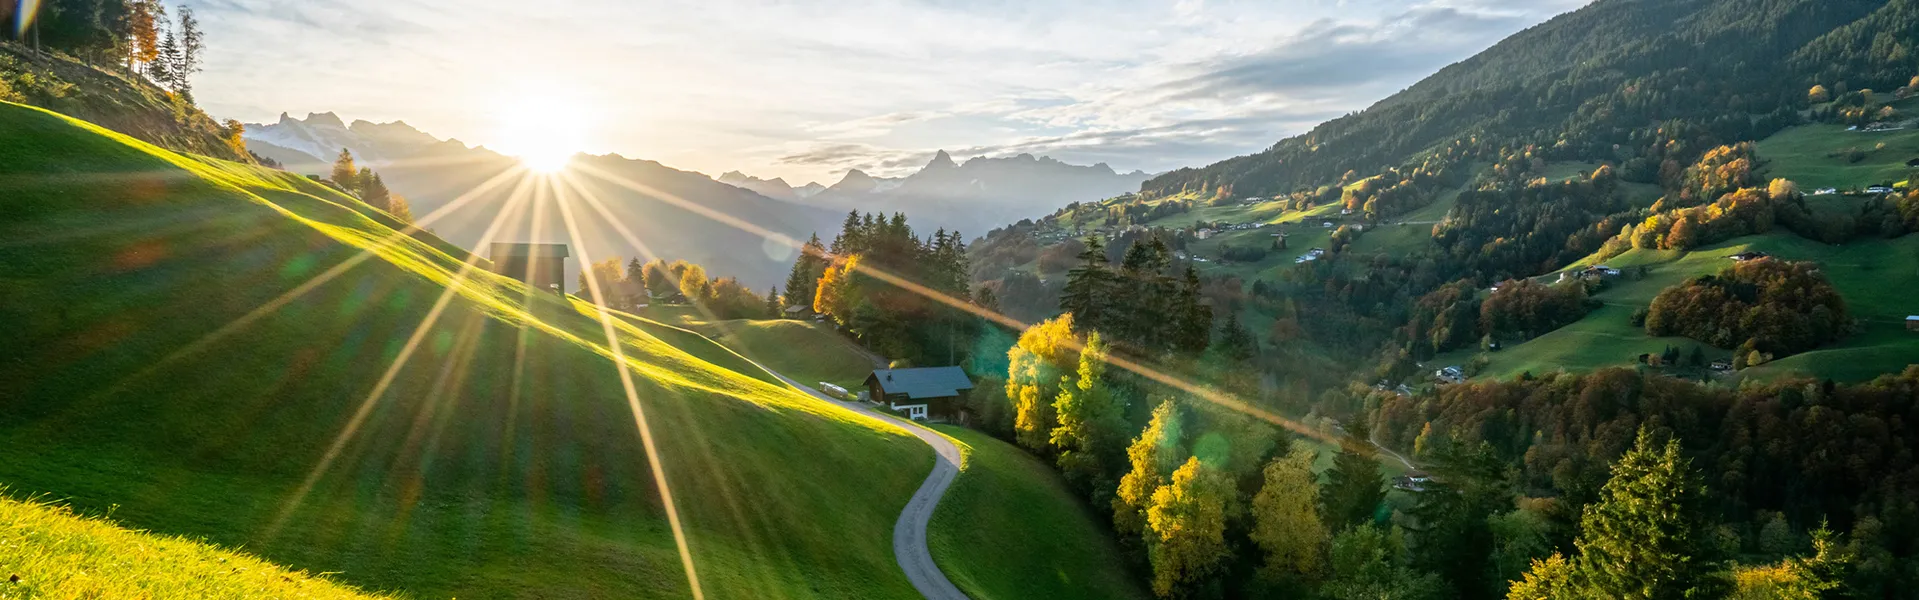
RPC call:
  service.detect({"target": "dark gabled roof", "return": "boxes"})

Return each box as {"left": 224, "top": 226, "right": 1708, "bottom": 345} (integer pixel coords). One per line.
{"left": 866, "top": 367, "right": 974, "bottom": 400}
{"left": 491, "top": 243, "right": 570, "bottom": 259}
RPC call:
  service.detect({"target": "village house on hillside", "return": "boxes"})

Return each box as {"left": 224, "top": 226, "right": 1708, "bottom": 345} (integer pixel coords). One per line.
{"left": 865, "top": 367, "right": 974, "bottom": 422}
{"left": 491, "top": 243, "right": 569, "bottom": 294}
{"left": 1907, "top": 315, "right": 1919, "bottom": 332}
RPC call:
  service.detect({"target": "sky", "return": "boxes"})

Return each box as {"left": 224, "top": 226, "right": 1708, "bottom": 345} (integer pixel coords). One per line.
{"left": 190, "top": 0, "right": 1589, "bottom": 186}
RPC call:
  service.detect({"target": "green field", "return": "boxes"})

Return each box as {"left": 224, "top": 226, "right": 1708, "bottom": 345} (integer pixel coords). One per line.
{"left": 926, "top": 426, "right": 1151, "bottom": 600}
{"left": 0, "top": 496, "right": 390, "bottom": 599}
{"left": 1756, "top": 122, "right": 1919, "bottom": 190}
{"left": 0, "top": 101, "right": 935, "bottom": 598}
{"left": 690, "top": 318, "right": 878, "bottom": 390}
{"left": 1463, "top": 233, "right": 1919, "bottom": 382}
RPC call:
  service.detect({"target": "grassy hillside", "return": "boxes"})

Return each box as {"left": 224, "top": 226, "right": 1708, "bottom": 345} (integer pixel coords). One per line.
{"left": 689, "top": 318, "right": 878, "bottom": 390}
{"left": 0, "top": 101, "right": 933, "bottom": 598}
{"left": 0, "top": 496, "right": 389, "bottom": 599}
{"left": 1455, "top": 233, "right": 1919, "bottom": 382}
{"left": 926, "top": 426, "right": 1151, "bottom": 600}
{"left": 1755, "top": 120, "right": 1919, "bottom": 190}
{"left": 0, "top": 43, "right": 250, "bottom": 162}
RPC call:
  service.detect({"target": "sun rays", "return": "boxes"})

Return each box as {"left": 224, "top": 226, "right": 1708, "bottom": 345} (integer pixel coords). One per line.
{"left": 101, "top": 138, "right": 1328, "bottom": 600}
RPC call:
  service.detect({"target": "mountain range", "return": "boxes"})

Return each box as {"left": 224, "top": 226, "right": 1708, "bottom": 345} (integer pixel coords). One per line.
{"left": 243, "top": 112, "right": 842, "bottom": 288}
{"left": 245, "top": 113, "right": 1149, "bottom": 281}
{"left": 725, "top": 150, "right": 1149, "bottom": 239}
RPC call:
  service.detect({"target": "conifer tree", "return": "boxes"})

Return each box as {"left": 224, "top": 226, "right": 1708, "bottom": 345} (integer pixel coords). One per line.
{"left": 1572, "top": 429, "right": 1713, "bottom": 599}
{"left": 362, "top": 173, "right": 392, "bottom": 212}
{"left": 1060, "top": 236, "right": 1111, "bottom": 331}
{"left": 765, "top": 287, "right": 780, "bottom": 318}
{"left": 1320, "top": 418, "right": 1385, "bottom": 528}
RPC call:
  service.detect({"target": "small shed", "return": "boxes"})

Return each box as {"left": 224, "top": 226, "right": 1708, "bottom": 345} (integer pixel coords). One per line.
{"left": 1907, "top": 316, "right": 1919, "bottom": 332}
{"left": 491, "top": 243, "right": 569, "bottom": 293}
{"left": 865, "top": 367, "right": 974, "bottom": 421}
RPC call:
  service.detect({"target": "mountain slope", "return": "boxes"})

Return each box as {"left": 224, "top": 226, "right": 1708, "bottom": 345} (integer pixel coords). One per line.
{"left": 1, "top": 496, "right": 391, "bottom": 599}
{"left": 0, "top": 43, "right": 250, "bottom": 162}
{"left": 0, "top": 101, "right": 931, "bottom": 598}
{"left": 1144, "top": 0, "right": 1893, "bottom": 197}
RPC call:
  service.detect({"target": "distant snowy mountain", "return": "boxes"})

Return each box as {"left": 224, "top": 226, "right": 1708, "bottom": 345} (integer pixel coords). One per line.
{"left": 717, "top": 150, "right": 1147, "bottom": 237}
{"left": 242, "top": 112, "right": 441, "bottom": 172}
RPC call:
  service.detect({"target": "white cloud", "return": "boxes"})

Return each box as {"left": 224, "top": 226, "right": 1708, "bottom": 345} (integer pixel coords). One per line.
{"left": 186, "top": 0, "right": 1583, "bottom": 184}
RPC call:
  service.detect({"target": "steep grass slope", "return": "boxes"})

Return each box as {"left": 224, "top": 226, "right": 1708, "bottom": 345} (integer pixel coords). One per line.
{"left": 926, "top": 426, "right": 1150, "bottom": 600}
{"left": 0, "top": 496, "right": 390, "bottom": 599}
{"left": 0, "top": 101, "right": 931, "bottom": 599}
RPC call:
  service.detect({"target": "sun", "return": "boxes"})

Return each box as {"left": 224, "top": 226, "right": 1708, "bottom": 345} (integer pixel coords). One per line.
{"left": 490, "top": 90, "right": 590, "bottom": 173}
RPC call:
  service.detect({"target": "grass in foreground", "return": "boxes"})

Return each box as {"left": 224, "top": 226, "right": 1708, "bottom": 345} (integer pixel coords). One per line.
{"left": 0, "top": 496, "right": 389, "bottom": 599}
{"left": 0, "top": 101, "right": 932, "bottom": 599}
{"left": 926, "top": 426, "right": 1151, "bottom": 600}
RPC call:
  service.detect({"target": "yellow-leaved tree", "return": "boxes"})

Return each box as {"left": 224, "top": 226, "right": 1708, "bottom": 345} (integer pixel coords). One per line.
{"left": 1005, "top": 314, "right": 1079, "bottom": 452}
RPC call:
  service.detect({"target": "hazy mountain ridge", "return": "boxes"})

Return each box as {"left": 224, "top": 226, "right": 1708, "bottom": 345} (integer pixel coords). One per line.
{"left": 243, "top": 111, "right": 842, "bottom": 288}
{"left": 721, "top": 150, "right": 1148, "bottom": 238}
{"left": 243, "top": 112, "right": 442, "bottom": 169}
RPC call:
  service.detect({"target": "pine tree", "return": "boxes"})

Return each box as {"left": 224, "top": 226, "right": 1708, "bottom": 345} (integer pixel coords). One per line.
{"left": 362, "top": 173, "right": 392, "bottom": 212}
{"left": 626, "top": 258, "right": 645, "bottom": 287}
{"left": 1572, "top": 429, "right": 1713, "bottom": 599}
{"left": 765, "top": 287, "right": 780, "bottom": 318}
{"left": 1320, "top": 418, "right": 1385, "bottom": 528}
{"left": 1213, "top": 315, "right": 1256, "bottom": 362}
{"left": 172, "top": 6, "right": 202, "bottom": 98}
{"left": 1115, "top": 400, "right": 1183, "bottom": 538}
{"left": 1059, "top": 236, "right": 1111, "bottom": 332}
{"left": 1174, "top": 266, "right": 1212, "bottom": 354}
{"left": 784, "top": 233, "right": 827, "bottom": 310}
{"left": 152, "top": 26, "right": 180, "bottom": 89}
{"left": 355, "top": 167, "right": 375, "bottom": 197}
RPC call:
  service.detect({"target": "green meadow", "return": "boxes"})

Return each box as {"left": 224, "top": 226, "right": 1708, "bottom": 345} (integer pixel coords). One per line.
{"left": 926, "top": 426, "right": 1151, "bottom": 600}
{"left": 0, "top": 101, "right": 936, "bottom": 599}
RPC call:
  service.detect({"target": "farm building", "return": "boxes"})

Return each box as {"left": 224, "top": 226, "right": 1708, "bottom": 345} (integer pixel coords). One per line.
{"left": 491, "top": 243, "right": 569, "bottom": 294}
{"left": 1907, "top": 316, "right": 1919, "bottom": 332}
{"left": 865, "top": 367, "right": 975, "bottom": 421}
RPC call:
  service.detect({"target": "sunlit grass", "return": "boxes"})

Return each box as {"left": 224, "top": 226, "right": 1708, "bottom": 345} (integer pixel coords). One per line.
{"left": 0, "top": 100, "right": 932, "bottom": 598}
{"left": 0, "top": 495, "right": 392, "bottom": 599}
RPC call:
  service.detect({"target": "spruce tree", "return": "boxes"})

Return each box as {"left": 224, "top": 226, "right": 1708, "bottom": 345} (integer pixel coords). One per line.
{"left": 1320, "top": 418, "right": 1385, "bottom": 528}
{"left": 1060, "top": 236, "right": 1111, "bottom": 332}
{"left": 1572, "top": 429, "right": 1713, "bottom": 599}
{"left": 765, "top": 287, "right": 780, "bottom": 318}
{"left": 1174, "top": 266, "right": 1213, "bottom": 354}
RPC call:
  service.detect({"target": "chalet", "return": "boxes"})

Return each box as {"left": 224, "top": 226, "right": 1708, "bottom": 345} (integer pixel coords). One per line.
{"left": 865, "top": 367, "right": 975, "bottom": 422}
{"left": 1711, "top": 359, "right": 1733, "bottom": 372}
{"left": 491, "top": 243, "right": 569, "bottom": 294}
{"left": 1727, "top": 251, "right": 1770, "bottom": 262}
{"left": 1868, "top": 185, "right": 1896, "bottom": 195}
{"left": 1436, "top": 366, "right": 1465, "bottom": 384}
{"left": 783, "top": 304, "right": 813, "bottom": 318}
{"left": 1813, "top": 188, "right": 1839, "bottom": 196}
{"left": 1907, "top": 316, "right": 1919, "bottom": 332}
{"left": 1393, "top": 471, "right": 1433, "bottom": 492}
{"left": 1195, "top": 228, "right": 1216, "bottom": 240}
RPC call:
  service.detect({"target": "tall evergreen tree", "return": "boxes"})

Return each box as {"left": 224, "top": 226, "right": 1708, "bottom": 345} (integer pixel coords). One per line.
{"left": 1320, "top": 418, "right": 1386, "bottom": 528}
{"left": 1060, "top": 236, "right": 1112, "bottom": 331}
{"left": 1173, "top": 266, "right": 1213, "bottom": 353}
{"left": 1572, "top": 429, "right": 1714, "bottom": 600}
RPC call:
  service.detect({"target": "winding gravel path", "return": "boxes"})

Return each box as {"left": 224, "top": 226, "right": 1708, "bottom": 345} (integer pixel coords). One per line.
{"left": 764, "top": 371, "right": 971, "bottom": 600}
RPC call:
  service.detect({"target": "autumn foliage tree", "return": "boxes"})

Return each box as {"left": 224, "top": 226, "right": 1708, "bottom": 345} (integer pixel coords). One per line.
{"left": 1147, "top": 457, "right": 1234, "bottom": 598}
{"left": 1644, "top": 259, "right": 1850, "bottom": 355}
